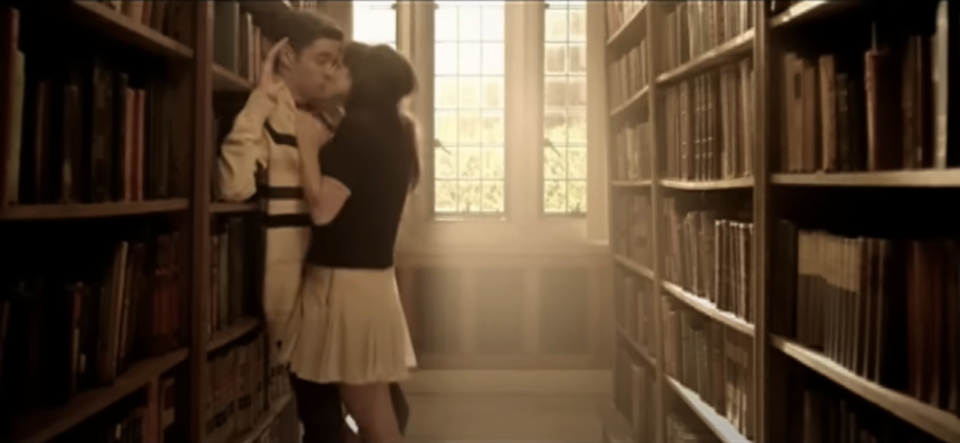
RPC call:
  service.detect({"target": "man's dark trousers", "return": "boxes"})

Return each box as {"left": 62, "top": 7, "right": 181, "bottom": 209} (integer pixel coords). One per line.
{"left": 290, "top": 375, "right": 409, "bottom": 443}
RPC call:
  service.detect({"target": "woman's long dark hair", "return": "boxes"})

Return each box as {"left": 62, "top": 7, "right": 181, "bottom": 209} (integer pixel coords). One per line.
{"left": 340, "top": 42, "right": 420, "bottom": 190}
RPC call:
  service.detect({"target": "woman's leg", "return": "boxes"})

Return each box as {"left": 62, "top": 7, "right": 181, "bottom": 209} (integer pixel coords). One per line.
{"left": 290, "top": 374, "right": 347, "bottom": 443}
{"left": 340, "top": 383, "right": 403, "bottom": 443}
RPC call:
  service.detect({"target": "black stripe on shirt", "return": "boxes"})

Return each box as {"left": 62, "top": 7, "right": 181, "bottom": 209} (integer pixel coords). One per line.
{"left": 264, "top": 121, "right": 298, "bottom": 148}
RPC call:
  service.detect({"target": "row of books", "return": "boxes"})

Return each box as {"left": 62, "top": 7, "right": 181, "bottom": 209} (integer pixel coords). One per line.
{"left": 251, "top": 404, "right": 299, "bottom": 443}
{"left": 615, "top": 268, "right": 656, "bottom": 355}
{"left": 0, "top": 230, "right": 182, "bottom": 417}
{"left": 608, "top": 40, "right": 650, "bottom": 109}
{"left": 661, "top": 60, "right": 755, "bottom": 182}
{"left": 611, "top": 120, "right": 652, "bottom": 182}
{"left": 780, "top": 32, "right": 945, "bottom": 173}
{"left": 665, "top": 410, "right": 719, "bottom": 443}
{"left": 95, "top": 0, "right": 189, "bottom": 44}
{"left": 796, "top": 374, "right": 947, "bottom": 442}
{"left": 214, "top": 1, "right": 270, "bottom": 83}
{"left": 661, "top": 199, "right": 755, "bottom": 324}
{"left": 660, "top": 1, "right": 754, "bottom": 74}
{"left": 0, "top": 10, "right": 179, "bottom": 206}
{"left": 611, "top": 192, "right": 652, "bottom": 267}
{"left": 203, "top": 333, "right": 291, "bottom": 442}
{"left": 613, "top": 347, "right": 656, "bottom": 443}
{"left": 662, "top": 300, "right": 753, "bottom": 440}
{"left": 773, "top": 223, "right": 960, "bottom": 417}
{"left": 604, "top": 0, "right": 646, "bottom": 38}
{"left": 209, "top": 217, "right": 257, "bottom": 338}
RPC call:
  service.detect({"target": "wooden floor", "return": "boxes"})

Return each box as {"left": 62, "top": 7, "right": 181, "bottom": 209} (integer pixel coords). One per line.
{"left": 400, "top": 370, "right": 610, "bottom": 442}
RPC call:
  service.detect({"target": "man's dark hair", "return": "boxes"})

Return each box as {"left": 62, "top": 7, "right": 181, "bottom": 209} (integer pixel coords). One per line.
{"left": 260, "top": 10, "right": 344, "bottom": 53}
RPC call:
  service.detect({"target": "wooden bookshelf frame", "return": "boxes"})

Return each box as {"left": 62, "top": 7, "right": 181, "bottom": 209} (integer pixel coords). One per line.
{"left": 0, "top": 1, "right": 332, "bottom": 442}
{"left": 601, "top": 2, "right": 960, "bottom": 443}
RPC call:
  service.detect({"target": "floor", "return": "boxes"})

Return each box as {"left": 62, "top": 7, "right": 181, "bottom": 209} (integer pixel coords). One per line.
{"left": 399, "top": 370, "right": 610, "bottom": 442}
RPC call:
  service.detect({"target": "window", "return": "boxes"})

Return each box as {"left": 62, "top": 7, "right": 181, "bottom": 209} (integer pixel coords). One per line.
{"left": 352, "top": 1, "right": 397, "bottom": 48}
{"left": 433, "top": 1, "right": 506, "bottom": 215}
{"left": 543, "top": 0, "right": 587, "bottom": 215}
{"left": 353, "top": 1, "right": 603, "bottom": 231}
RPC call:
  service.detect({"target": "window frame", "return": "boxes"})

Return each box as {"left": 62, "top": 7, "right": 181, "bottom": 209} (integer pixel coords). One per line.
{"left": 358, "top": 1, "right": 608, "bottom": 246}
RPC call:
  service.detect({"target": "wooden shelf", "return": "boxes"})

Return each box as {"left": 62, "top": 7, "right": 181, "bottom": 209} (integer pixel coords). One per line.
{"left": 605, "top": 2, "right": 647, "bottom": 50}
{"left": 0, "top": 199, "right": 190, "bottom": 221}
{"left": 596, "top": 402, "right": 633, "bottom": 443}
{"left": 238, "top": 393, "right": 294, "bottom": 443}
{"left": 771, "top": 335, "right": 960, "bottom": 443}
{"left": 661, "top": 281, "right": 754, "bottom": 336}
{"left": 616, "top": 326, "right": 657, "bottom": 368}
{"left": 213, "top": 64, "right": 253, "bottom": 92}
{"left": 208, "top": 317, "right": 262, "bottom": 354}
{"left": 211, "top": 201, "right": 259, "bottom": 214}
{"left": 667, "top": 377, "right": 752, "bottom": 443}
{"left": 656, "top": 29, "right": 754, "bottom": 85}
{"left": 770, "top": 0, "right": 862, "bottom": 28}
{"left": 613, "top": 254, "right": 654, "bottom": 280}
{"left": 68, "top": 1, "right": 194, "bottom": 59}
{"left": 16, "top": 349, "right": 188, "bottom": 443}
{"left": 611, "top": 180, "right": 652, "bottom": 188}
{"left": 609, "top": 86, "right": 649, "bottom": 121}
{"left": 660, "top": 176, "right": 754, "bottom": 191}
{"left": 772, "top": 169, "right": 960, "bottom": 187}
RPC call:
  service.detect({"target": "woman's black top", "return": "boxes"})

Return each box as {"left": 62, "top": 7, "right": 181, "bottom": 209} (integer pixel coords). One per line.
{"left": 304, "top": 110, "right": 412, "bottom": 269}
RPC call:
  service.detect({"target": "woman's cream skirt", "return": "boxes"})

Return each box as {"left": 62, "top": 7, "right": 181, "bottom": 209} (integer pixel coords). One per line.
{"left": 288, "top": 265, "right": 417, "bottom": 385}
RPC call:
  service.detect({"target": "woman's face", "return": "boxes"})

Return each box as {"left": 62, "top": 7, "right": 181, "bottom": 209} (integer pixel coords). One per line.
{"left": 320, "top": 61, "right": 352, "bottom": 102}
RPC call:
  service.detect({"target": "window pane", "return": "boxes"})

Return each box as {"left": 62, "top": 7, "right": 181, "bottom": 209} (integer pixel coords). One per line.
{"left": 482, "top": 77, "right": 504, "bottom": 108}
{"left": 542, "top": 0, "right": 588, "bottom": 215}
{"left": 481, "top": 112, "right": 504, "bottom": 146}
{"left": 458, "top": 43, "right": 482, "bottom": 74}
{"left": 481, "top": 147, "right": 504, "bottom": 179}
{"left": 545, "top": 78, "right": 567, "bottom": 108}
{"left": 457, "top": 148, "right": 482, "bottom": 179}
{"left": 481, "top": 43, "right": 504, "bottom": 75}
{"left": 436, "top": 77, "right": 458, "bottom": 109}
{"left": 458, "top": 77, "right": 482, "bottom": 108}
{"left": 569, "top": 43, "right": 587, "bottom": 73}
{"left": 435, "top": 147, "right": 457, "bottom": 179}
{"left": 544, "top": 147, "right": 567, "bottom": 179}
{"left": 434, "top": 1, "right": 506, "bottom": 215}
{"left": 352, "top": 1, "right": 396, "bottom": 46}
{"left": 545, "top": 44, "right": 567, "bottom": 74}
{"left": 545, "top": 9, "right": 568, "bottom": 41}
{"left": 566, "top": 77, "right": 586, "bottom": 107}
{"left": 435, "top": 43, "right": 458, "bottom": 75}
{"left": 458, "top": 111, "right": 482, "bottom": 145}
{"left": 566, "top": 110, "right": 587, "bottom": 144}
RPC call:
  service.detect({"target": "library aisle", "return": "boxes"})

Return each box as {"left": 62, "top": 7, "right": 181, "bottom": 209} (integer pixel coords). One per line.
{"left": 401, "top": 370, "right": 608, "bottom": 442}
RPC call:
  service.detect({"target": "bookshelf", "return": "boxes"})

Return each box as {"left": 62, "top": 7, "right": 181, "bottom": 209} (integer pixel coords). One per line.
{"left": 0, "top": 1, "right": 325, "bottom": 442}
{"left": 602, "top": 1, "right": 960, "bottom": 443}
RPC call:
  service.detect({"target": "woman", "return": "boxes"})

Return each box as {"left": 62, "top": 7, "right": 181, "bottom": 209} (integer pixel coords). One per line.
{"left": 292, "top": 42, "right": 419, "bottom": 443}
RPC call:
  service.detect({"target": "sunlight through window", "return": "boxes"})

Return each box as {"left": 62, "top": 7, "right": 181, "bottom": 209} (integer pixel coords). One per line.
{"left": 543, "top": 0, "right": 587, "bottom": 215}
{"left": 432, "top": 1, "right": 506, "bottom": 215}
{"left": 351, "top": 1, "right": 397, "bottom": 48}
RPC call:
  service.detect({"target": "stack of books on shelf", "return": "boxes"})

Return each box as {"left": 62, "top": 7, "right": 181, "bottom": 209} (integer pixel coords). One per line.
{"left": 208, "top": 216, "right": 257, "bottom": 339}
{"left": 203, "top": 333, "right": 291, "bottom": 443}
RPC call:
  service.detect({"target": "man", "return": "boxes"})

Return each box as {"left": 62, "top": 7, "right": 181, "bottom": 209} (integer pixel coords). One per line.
{"left": 217, "top": 10, "right": 408, "bottom": 443}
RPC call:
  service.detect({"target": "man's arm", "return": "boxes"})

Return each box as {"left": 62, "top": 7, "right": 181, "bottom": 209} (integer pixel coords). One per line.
{"left": 217, "top": 89, "right": 275, "bottom": 201}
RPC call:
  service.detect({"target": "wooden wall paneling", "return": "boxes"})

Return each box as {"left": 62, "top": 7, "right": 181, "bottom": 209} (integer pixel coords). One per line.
{"left": 538, "top": 267, "right": 590, "bottom": 354}
{"left": 522, "top": 265, "right": 541, "bottom": 354}
{"left": 460, "top": 267, "right": 478, "bottom": 355}
{"left": 646, "top": 4, "right": 666, "bottom": 442}
{"left": 190, "top": 2, "right": 213, "bottom": 442}
{"left": 474, "top": 268, "right": 525, "bottom": 354}
{"left": 412, "top": 267, "right": 464, "bottom": 355}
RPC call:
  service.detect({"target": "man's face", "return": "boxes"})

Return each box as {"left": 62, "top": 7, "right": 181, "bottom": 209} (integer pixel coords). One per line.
{"left": 288, "top": 37, "right": 341, "bottom": 102}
